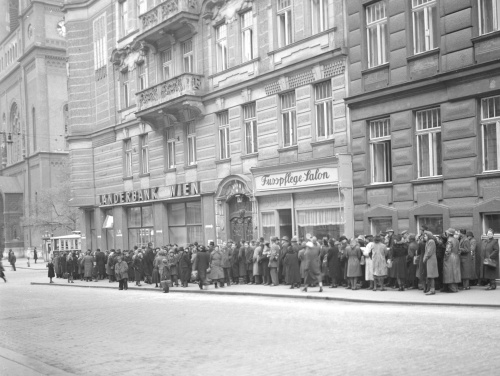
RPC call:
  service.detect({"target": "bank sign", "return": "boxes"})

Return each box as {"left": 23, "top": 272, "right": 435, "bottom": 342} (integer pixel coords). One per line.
{"left": 99, "top": 187, "right": 160, "bottom": 206}
{"left": 255, "top": 167, "right": 338, "bottom": 191}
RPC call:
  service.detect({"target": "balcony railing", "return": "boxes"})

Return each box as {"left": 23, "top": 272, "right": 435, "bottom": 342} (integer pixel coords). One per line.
{"left": 139, "top": 0, "right": 198, "bottom": 34}
{"left": 136, "top": 73, "right": 204, "bottom": 112}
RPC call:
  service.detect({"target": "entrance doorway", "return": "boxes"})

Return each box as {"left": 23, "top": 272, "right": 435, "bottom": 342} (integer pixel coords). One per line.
{"left": 278, "top": 209, "right": 293, "bottom": 240}
{"left": 228, "top": 195, "right": 253, "bottom": 244}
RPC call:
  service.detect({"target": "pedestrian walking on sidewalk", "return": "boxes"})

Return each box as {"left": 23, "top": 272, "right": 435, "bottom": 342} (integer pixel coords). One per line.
{"left": 47, "top": 258, "right": 55, "bottom": 283}
{"left": 33, "top": 247, "right": 38, "bottom": 264}
{"left": 8, "top": 250, "right": 16, "bottom": 271}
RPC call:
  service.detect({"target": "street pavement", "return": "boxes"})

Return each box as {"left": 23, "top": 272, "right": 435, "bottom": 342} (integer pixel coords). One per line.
{"left": 1, "top": 264, "right": 500, "bottom": 375}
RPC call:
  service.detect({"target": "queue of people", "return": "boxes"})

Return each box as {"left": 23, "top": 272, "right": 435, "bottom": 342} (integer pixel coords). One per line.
{"left": 45, "top": 227, "right": 499, "bottom": 295}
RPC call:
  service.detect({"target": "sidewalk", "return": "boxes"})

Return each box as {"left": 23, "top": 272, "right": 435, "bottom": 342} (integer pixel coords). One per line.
{"left": 4, "top": 257, "right": 48, "bottom": 270}
{"left": 0, "top": 346, "right": 74, "bottom": 376}
{"left": 30, "top": 277, "right": 500, "bottom": 308}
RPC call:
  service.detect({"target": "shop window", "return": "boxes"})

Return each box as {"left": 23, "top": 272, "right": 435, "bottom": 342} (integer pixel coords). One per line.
{"left": 416, "top": 108, "right": 442, "bottom": 178}
{"left": 124, "top": 139, "right": 132, "bottom": 177}
{"left": 121, "top": 70, "right": 130, "bottom": 108}
{"left": 168, "top": 202, "right": 202, "bottom": 244}
{"left": 182, "top": 39, "right": 193, "bottom": 73}
{"left": 479, "top": 0, "right": 500, "bottom": 35}
{"left": 137, "top": 62, "right": 147, "bottom": 91}
{"left": 241, "top": 11, "right": 254, "bottom": 62}
{"left": 128, "top": 206, "right": 154, "bottom": 248}
{"left": 366, "top": 1, "right": 387, "bottom": 68}
{"left": 243, "top": 102, "right": 258, "bottom": 154}
{"left": 187, "top": 122, "right": 197, "bottom": 165}
{"left": 315, "top": 80, "right": 333, "bottom": 139}
{"left": 281, "top": 91, "right": 297, "bottom": 147}
{"left": 218, "top": 111, "right": 230, "bottom": 159}
{"left": 417, "top": 215, "right": 443, "bottom": 235}
{"left": 481, "top": 95, "right": 500, "bottom": 172}
{"left": 297, "top": 208, "right": 343, "bottom": 241}
{"left": 216, "top": 23, "right": 228, "bottom": 72}
{"left": 161, "top": 48, "right": 172, "bottom": 81}
{"left": 412, "top": 0, "right": 438, "bottom": 54}
{"left": 140, "top": 133, "right": 149, "bottom": 174}
{"left": 483, "top": 213, "right": 500, "bottom": 234}
{"left": 166, "top": 127, "right": 176, "bottom": 169}
{"left": 369, "top": 118, "right": 392, "bottom": 183}
{"left": 311, "top": 0, "right": 329, "bottom": 34}
{"left": 102, "top": 209, "right": 114, "bottom": 250}
{"left": 370, "top": 217, "right": 392, "bottom": 235}
{"left": 261, "top": 212, "right": 276, "bottom": 241}
{"left": 277, "top": 0, "right": 293, "bottom": 47}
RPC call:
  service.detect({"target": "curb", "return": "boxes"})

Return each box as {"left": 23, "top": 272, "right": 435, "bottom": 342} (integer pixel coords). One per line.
{"left": 29, "top": 282, "right": 500, "bottom": 309}
{"left": 0, "top": 346, "right": 75, "bottom": 376}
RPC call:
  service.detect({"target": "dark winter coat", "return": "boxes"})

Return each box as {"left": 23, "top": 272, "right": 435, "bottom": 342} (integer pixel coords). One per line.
{"left": 47, "top": 262, "right": 55, "bottom": 278}
{"left": 459, "top": 237, "right": 474, "bottom": 280}
{"left": 283, "top": 244, "right": 301, "bottom": 284}
{"left": 482, "top": 238, "right": 499, "bottom": 280}
{"left": 95, "top": 251, "right": 106, "bottom": 276}
{"left": 327, "top": 245, "right": 342, "bottom": 281}
{"left": 133, "top": 257, "right": 143, "bottom": 282}
{"left": 83, "top": 255, "right": 94, "bottom": 278}
{"left": 346, "top": 244, "right": 362, "bottom": 278}
{"left": 303, "top": 242, "right": 322, "bottom": 284}
{"left": 194, "top": 251, "right": 210, "bottom": 283}
{"left": 114, "top": 261, "right": 129, "bottom": 281}
{"left": 238, "top": 247, "right": 247, "bottom": 276}
{"left": 231, "top": 247, "right": 240, "bottom": 278}
{"left": 143, "top": 248, "right": 154, "bottom": 277}
{"left": 391, "top": 242, "right": 408, "bottom": 279}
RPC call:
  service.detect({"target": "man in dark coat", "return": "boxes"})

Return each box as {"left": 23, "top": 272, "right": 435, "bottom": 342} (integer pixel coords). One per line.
{"left": 143, "top": 243, "right": 155, "bottom": 284}
{"left": 279, "top": 237, "right": 291, "bottom": 284}
{"left": 221, "top": 241, "right": 232, "bottom": 286}
{"left": 178, "top": 246, "right": 192, "bottom": 287}
{"left": 60, "top": 252, "right": 67, "bottom": 277}
{"left": 193, "top": 246, "right": 210, "bottom": 290}
{"left": 327, "top": 239, "right": 342, "bottom": 288}
{"left": 284, "top": 237, "right": 301, "bottom": 288}
{"left": 245, "top": 241, "right": 254, "bottom": 284}
{"left": 231, "top": 243, "right": 240, "bottom": 284}
{"left": 95, "top": 249, "right": 106, "bottom": 279}
{"left": 33, "top": 247, "right": 38, "bottom": 263}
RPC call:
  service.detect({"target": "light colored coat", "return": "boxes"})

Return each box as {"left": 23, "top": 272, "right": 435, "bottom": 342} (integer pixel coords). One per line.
{"left": 443, "top": 237, "right": 461, "bottom": 283}
{"left": 372, "top": 242, "right": 388, "bottom": 277}
{"left": 423, "top": 239, "right": 438, "bottom": 278}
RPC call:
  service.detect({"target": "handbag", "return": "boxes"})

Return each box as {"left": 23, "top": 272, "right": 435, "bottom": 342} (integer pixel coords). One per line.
{"left": 386, "top": 259, "right": 393, "bottom": 269}
{"left": 484, "top": 258, "right": 497, "bottom": 268}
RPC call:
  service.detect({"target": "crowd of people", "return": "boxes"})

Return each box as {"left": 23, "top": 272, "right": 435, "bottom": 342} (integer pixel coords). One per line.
{"left": 45, "top": 226, "right": 499, "bottom": 295}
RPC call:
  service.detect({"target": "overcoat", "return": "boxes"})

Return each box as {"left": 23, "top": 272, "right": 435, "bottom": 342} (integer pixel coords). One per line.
{"left": 406, "top": 241, "right": 418, "bottom": 283}
{"left": 114, "top": 261, "right": 129, "bottom": 281}
{"left": 362, "top": 243, "right": 374, "bottom": 281}
{"left": 221, "top": 246, "right": 232, "bottom": 268}
{"left": 47, "top": 262, "right": 55, "bottom": 278}
{"left": 268, "top": 244, "right": 280, "bottom": 268}
{"left": 252, "top": 245, "right": 262, "bottom": 276}
{"left": 372, "top": 242, "right": 388, "bottom": 277}
{"left": 298, "top": 248, "right": 306, "bottom": 278}
{"left": 391, "top": 242, "right": 408, "bottom": 279}
{"left": 95, "top": 251, "right": 106, "bottom": 276}
{"left": 245, "top": 246, "right": 254, "bottom": 272}
{"left": 106, "top": 255, "right": 115, "bottom": 276}
{"left": 143, "top": 248, "right": 154, "bottom": 277}
{"left": 469, "top": 237, "right": 478, "bottom": 280}
{"left": 178, "top": 250, "right": 192, "bottom": 282}
{"left": 443, "top": 237, "right": 461, "bottom": 284}
{"left": 83, "top": 255, "right": 94, "bottom": 278}
{"left": 194, "top": 251, "right": 210, "bottom": 283}
{"left": 125, "top": 255, "right": 134, "bottom": 280}
{"left": 328, "top": 244, "right": 343, "bottom": 281}
{"left": 209, "top": 250, "right": 225, "bottom": 280}
{"left": 238, "top": 247, "right": 247, "bottom": 276}
{"left": 482, "top": 238, "right": 499, "bottom": 280}
{"left": 133, "top": 256, "right": 143, "bottom": 282}
{"left": 153, "top": 255, "right": 167, "bottom": 283}
{"left": 417, "top": 240, "right": 427, "bottom": 281}
{"left": 283, "top": 244, "right": 301, "bottom": 284}
{"left": 423, "top": 239, "right": 439, "bottom": 278}
{"left": 303, "top": 242, "right": 322, "bottom": 284}
{"left": 231, "top": 247, "right": 240, "bottom": 278}
{"left": 459, "top": 237, "right": 474, "bottom": 280}
{"left": 346, "top": 245, "right": 362, "bottom": 278}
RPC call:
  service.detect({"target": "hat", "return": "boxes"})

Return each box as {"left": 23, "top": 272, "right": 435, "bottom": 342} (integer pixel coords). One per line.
{"left": 162, "top": 259, "right": 169, "bottom": 264}
{"left": 466, "top": 231, "right": 474, "bottom": 237}
{"left": 446, "top": 228, "right": 456, "bottom": 235}
{"left": 401, "top": 230, "right": 408, "bottom": 235}
{"left": 281, "top": 236, "right": 290, "bottom": 242}
{"left": 291, "top": 236, "right": 298, "bottom": 242}
{"left": 356, "top": 235, "right": 365, "bottom": 241}
{"left": 386, "top": 228, "right": 394, "bottom": 233}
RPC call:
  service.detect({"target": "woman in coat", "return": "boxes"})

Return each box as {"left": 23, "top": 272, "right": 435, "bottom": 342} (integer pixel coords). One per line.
{"left": 371, "top": 235, "right": 388, "bottom": 291}
{"left": 114, "top": 256, "right": 129, "bottom": 290}
{"left": 391, "top": 235, "right": 408, "bottom": 291}
{"left": 346, "top": 239, "right": 362, "bottom": 290}
{"left": 458, "top": 229, "right": 473, "bottom": 290}
{"left": 482, "top": 228, "right": 499, "bottom": 290}
{"left": 152, "top": 248, "right": 162, "bottom": 287}
{"left": 301, "top": 237, "right": 323, "bottom": 293}
{"left": 168, "top": 250, "right": 179, "bottom": 287}
{"left": 66, "top": 253, "right": 76, "bottom": 283}
{"left": 133, "top": 252, "right": 143, "bottom": 286}
{"left": 82, "top": 251, "right": 94, "bottom": 282}
{"left": 209, "top": 246, "right": 225, "bottom": 288}
{"left": 443, "top": 228, "right": 461, "bottom": 292}
{"left": 284, "top": 237, "right": 301, "bottom": 289}
{"left": 178, "top": 247, "right": 192, "bottom": 287}
{"left": 268, "top": 237, "right": 280, "bottom": 286}
{"left": 423, "top": 231, "right": 439, "bottom": 295}
{"left": 406, "top": 235, "right": 418, "bottom": 289}
{"left": 466, "top": 231, "right": 478, "bottom": 282}
{"left": 160, "top": 258, "right": 171, "bottom": 293}
{"left": 106, "top": 250, "right": 116, "bottom": 282}
{"left": 327, "top": 240, "right": 343, "bottom": 288}
{"left": 252, "top": 242, "right": 262, "bottom": 284}
{"left": 47, "top": 258, "right": 55, "bottom": 283}
{"left": 362, "top": 237, "right": 374, "bottom": 290}
{"left": 193, "top": 245, "right": 210, "bottom": 290}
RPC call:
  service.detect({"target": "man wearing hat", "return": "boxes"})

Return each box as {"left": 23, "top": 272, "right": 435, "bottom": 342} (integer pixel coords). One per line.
{"left": 443, "top": 228, "right": 461, "bottom": 292}
{"left": 284, "top": 236, "right": 301, "bottom": 288}
{"left": 269, "top": 237, "right": 280, "bottom": 286}
{"left": 279, "top": 236, "right": 290, "bottom": 284}
{"left": 245, "top": 240, "right": 255, "bottom": 284}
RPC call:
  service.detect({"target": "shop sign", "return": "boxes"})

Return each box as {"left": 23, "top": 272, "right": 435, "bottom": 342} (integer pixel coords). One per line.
{"left": 168, "top": 181, "right": 200, "bottom": 197}
{"left": 255, "top": 167, "right": 338, "bottom": 191}
{"left": 99, "top": 187, "right": 160, "bottom": 206}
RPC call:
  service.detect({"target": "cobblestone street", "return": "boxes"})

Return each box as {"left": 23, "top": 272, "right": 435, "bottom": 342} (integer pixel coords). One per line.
{"left": 0, "top": 267, "right": 499, "bottom": 375}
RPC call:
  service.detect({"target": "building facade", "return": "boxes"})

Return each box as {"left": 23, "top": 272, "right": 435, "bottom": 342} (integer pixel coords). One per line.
{"left": 346, "top": 0, "right": 500, "bottom": 277}
{"left": 0, "top": 0, "right": 69, "bottom": 256}
{"left": 64, "top": 0, "right": 353, "bottom": 251}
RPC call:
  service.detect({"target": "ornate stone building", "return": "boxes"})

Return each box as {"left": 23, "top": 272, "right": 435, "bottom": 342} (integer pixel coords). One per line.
{"left": 0, "top": 0, "right": 69, "bottom": 256}
{"left": 65, "top": 0, "right": 353, "bottom": 250}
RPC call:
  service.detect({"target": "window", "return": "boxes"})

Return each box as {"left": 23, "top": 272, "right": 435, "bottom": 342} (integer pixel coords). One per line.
{"left": 218, "top": 111, "right": 230, "bottom": 159}
{"left": 32, "top": 107, "right": 36, "bottom": 152}
{"left": 416, "top": 108, "right": 442, "bottom": 178}
{"left": 216, "top": 24, "right": 228, "bottom": 72}
{"left": 281, "top": 91, "right": 297, "bottom": 147}
{"left": 366, "top": 1, "right": 387, "bottom": 68}
{"left": 479, "top": 0, "right": 500, "bottom": 35}
{"left": 93, "top": 14, "right": 107, "bottom": 70}
{"left": 187, "top": 123, "right": 197, "bottom": 165}
{"left": 168, "top": 202, "right": 202, "bottom": 244}
{"left": 241, "top": 11, "right": 254, "bottom": 61}
{"left": 137, "top": 0, "right": 147, "bottom": 15}
{"left": 124, "top": 139, "right": 132, "bottom": 177}
{"left": 262, "top": 212, "right": 276, "bottom": 240}
{"left": 277, "top": 0, "right": 293, "bottom": 47}
{"left": 182, "top": 39, "right": 193, "bottom": 73}
{"left": 137, "top": 62, "right": 147, "bottom": 91}
{"left": 315, "top": 81, "right": 334, "bottom": 139}
{"left": 161, "top": 48, "right": 172, "bottom": 81}
{"left": 121, "top": 70, "right": 130, "bottom": 108}
{"left": 297, "top": 208, "right": 343, "bottom": 241}
{"left": 311, "top": 0, "right": 329, "bottom": 34}
{"left": 412, "top": 0, "right": 438, "bottom": 54}
{"left": 417, "top": 215, "right": 443, "bottom": 235}
{"left": 166, "top": 127, "right": 176, "bottom": 169}
{"left": 370, "top": 217, "right": 393, "bottom": 235}
{"left": 103, "top": 209, "right": 115, "bottom": 250}
{"left": 119, "top": 0, "right": 129, "bottom": 38}
{"left": 243, "top": 103, "right": 258, "bottom": 154}
{"left": 369, "top": 118, "right": 392, "bottom": 183}
{"left": 481, "top": 95, "right": 500, "bottom": 171}
{"left": 483, "top": 213, "right": 500, "bottom": 234}
{"left": 140, "top": 133, "right": 149, "bottom": 174}
{"left": 128, "top": 206, "right": 154, "bottom": 248}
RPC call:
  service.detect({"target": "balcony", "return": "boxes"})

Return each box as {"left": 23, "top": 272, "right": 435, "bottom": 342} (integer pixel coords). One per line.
{"left": 135, "top": 73, "right": 205, "bottom": 126}
{"left": 138, "top": 0, "right": 200, "bottom": 44}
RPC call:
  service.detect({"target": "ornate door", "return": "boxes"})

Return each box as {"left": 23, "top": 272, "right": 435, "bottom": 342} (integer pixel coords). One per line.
{"left": 228, "top": 196, "right": 253, "bottom": 244}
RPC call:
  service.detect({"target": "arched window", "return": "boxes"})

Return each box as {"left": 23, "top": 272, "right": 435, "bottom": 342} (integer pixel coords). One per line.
{"left": 32, "top": 107, "right": 37, "bottom": 152}
{"left": 10, "top": 103, "right": 21, "bottom": 163}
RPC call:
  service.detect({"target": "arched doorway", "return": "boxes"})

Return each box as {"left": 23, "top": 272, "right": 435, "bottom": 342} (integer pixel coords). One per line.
{"left": 215, "top": 175, "right": 255, "bottom": 244}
